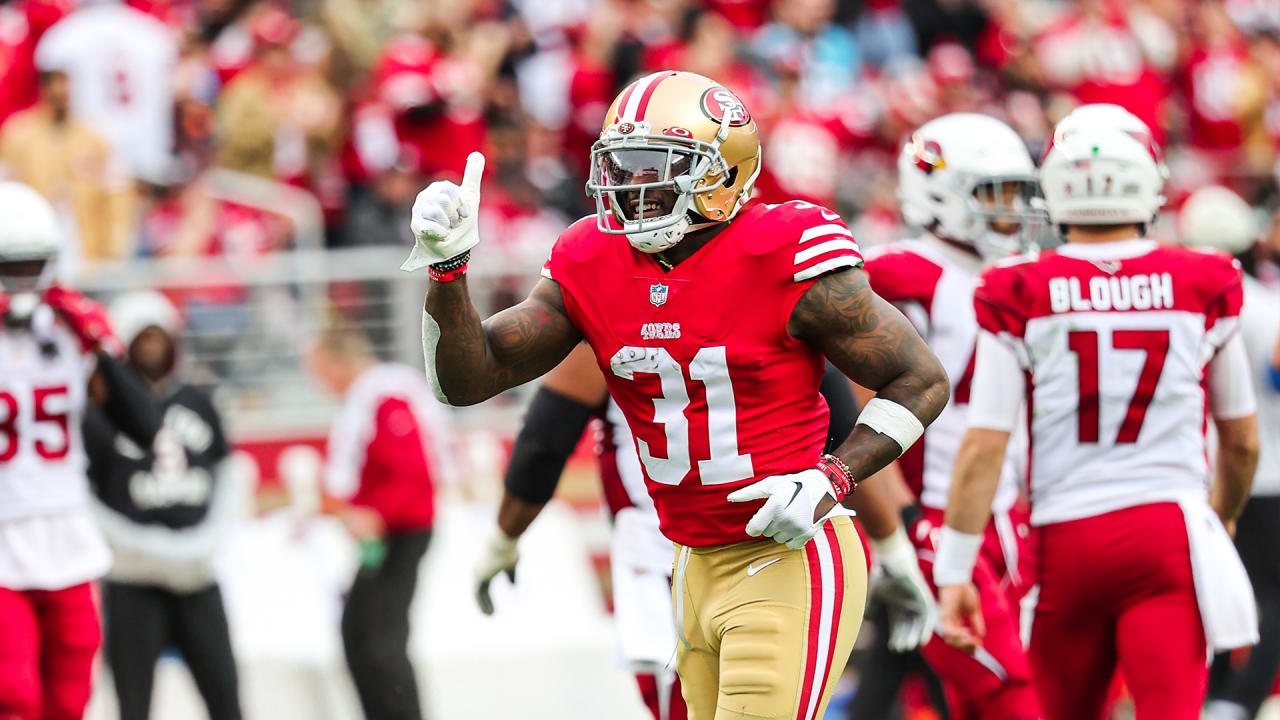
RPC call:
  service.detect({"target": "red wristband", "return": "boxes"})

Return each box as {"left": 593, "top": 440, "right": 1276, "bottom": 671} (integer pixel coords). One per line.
{"left": 428, "top": 250, "right": 470, "bottom": 283}
{"left": 428, "top": 262, "right": 469, "bottom": 283}
{"left": 816, "top": 453, "right": 856, "bottom": 500}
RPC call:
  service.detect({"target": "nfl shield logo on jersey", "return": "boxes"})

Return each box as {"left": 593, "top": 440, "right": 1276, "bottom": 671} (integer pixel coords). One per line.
{"left": 649, "top": 283, "right": 668, "bottom": 307}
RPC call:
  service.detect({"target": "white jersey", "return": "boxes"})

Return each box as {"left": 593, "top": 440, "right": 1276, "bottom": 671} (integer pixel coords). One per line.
{"left": 1241, "top": 276, "right": 1280, "bottom": 496}
{"left": 862, "top": 237, "right": 1022, "bottom": 513}
{"left": 0, "top": 320, "right": 110, "bottom": 589}
{"left": 35, "top": 4, "right": 177, "bottom": 183}
{"left": 970, "top": 239, "right": 1250, "bottom": 526}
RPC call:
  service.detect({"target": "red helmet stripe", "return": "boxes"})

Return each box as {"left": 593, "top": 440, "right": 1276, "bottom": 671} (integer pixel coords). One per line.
{"left": 634, "top": 71, "right": 677, "bottom": 122}
{"left": 614, "top": 82, "right": 638, "bottom": 124}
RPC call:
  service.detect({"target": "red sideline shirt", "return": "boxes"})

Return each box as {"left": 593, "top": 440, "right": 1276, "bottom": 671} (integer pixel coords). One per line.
{"left": 323, "top": 363, "right": 453, "bottom": 532}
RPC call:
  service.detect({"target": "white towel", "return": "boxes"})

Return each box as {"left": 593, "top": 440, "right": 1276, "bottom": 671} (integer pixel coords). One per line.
{"left": 1178, "top": 497, "right": 1259, "bottom": 652}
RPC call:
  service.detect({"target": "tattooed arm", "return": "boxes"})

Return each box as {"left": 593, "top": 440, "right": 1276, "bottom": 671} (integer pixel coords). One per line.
{"left": 424, "top": 277, "right": 582, "bottom": 406}
{"left": 789, "top": 267, "right": 950, "bottom": 495}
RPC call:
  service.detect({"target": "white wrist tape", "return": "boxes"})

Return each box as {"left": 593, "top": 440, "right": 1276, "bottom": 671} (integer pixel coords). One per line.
{"left": 870, "top": 525, "right": 916, "bottom": 577}
{"left": 856, "top": 398, "right": 925, "bottom": 455}
{"left": 932, "top": 526, "right": 984, "bottom": 587}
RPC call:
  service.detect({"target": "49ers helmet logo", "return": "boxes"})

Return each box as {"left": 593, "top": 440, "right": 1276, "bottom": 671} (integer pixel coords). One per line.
{"left": 699, "top": 87, "right": 751, "bottom": 127}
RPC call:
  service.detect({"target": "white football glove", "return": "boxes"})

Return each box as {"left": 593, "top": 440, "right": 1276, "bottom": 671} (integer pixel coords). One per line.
{"left": 727, "top": 469, "right": 850, "bottom": 550}
{"left": 474, "top": 527, "right": 518, "bottom": 616}
{"left": 402, "top": 151, "right": 485, "bottom": 272}
{"left": 870, "top": 526, "right": 939, "bottom": 652}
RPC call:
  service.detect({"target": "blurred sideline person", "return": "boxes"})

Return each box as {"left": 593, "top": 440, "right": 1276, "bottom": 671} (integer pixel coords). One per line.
{"left": 936, "top": 123, "right": 1260, "bottom": 720}
{"left": 409, "top": 71, "right": 951, "bottom": 719}
{"left": 32, "top": 0, "right": 177, "bottom": 184}
{"left": 0, "top": 66, "right": 134, "bottom": 264}
{"left": 857, "top": 112, "right": 1044, "bottom": 719}
{"left": 474, "top": 345, "right": 932, "bottom": 720}
{"left": 0, "top": 181, "right": 162, "bottom": 720}
{"left": 307, "top": 324, "right": 452, "bottom": 720}
{"left": 1180, "top": 186, "right": 1280, "bottom": 720}
{"left": 84, "top": 290, "right": 242, "bottom": 720}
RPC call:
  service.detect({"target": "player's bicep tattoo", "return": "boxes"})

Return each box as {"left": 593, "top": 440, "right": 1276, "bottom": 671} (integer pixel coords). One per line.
{"left": 425, "top": 277, "right": 580, "bottom": 406}
{"left": 789, "top": 268, "right": 950, "bottom": 425}
{"left": 481, "top": 279, "right": 582, "bottom": 383}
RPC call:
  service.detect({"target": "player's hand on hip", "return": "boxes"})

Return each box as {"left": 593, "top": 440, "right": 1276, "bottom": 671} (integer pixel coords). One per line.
{"left": 937, "top": 582, "right": 985, "bottom": 653}
{"left": 728, "top": 469, "right": 846, "bottom": 550}
{"left": 869, "top": 527, "right": 938, "bottom": 652}
{"left": 474, "top": 526, "right": 518, "bottom": 616}
{"left": 402, "top": 151, "right": 485, "bottom": 272}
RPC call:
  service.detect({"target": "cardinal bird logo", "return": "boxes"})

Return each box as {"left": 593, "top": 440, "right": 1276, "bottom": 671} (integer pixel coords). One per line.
{"left": 913, "top": 139, "right": 945, "bottom": 174}
{"left": 649, "top": 283, "right": 669, "bottom": 307}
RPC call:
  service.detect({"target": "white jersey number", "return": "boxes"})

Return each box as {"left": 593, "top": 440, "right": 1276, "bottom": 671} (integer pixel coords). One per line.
{"left": 0, "top": 386, "right": 72, "bottom": 462}
{"left": 609, "top": 345, "right": 753, "bottom": 486}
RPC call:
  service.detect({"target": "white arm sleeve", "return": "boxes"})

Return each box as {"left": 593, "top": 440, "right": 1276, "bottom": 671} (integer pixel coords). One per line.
{"left": 1208, "top": 332, "right": 1257, "bottom": 420}
{"left": 966, "top": 330, "right": 1024, "bottom": 432}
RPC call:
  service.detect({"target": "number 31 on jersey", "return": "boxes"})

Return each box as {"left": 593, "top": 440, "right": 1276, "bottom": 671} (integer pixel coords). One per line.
{"left": 609, "top": 345, "right": 753, "bottom": 487}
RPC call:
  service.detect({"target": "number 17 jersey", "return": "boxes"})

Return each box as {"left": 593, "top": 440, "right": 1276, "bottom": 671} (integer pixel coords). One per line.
{"left": 543, "top": 202, "right": 863, "bottom": 547}
{"left": 975, "top": 239, "right": 1244, "bottom": 526}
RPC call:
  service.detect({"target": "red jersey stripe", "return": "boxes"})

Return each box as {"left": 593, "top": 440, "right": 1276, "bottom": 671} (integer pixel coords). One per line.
{"left": 798, "top": 541, "right": 823, "bottom": 720}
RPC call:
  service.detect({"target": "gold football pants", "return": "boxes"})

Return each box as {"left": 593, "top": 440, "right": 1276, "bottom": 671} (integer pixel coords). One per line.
{"left": 672, "top": 516, "right": 867, "bottom": 720}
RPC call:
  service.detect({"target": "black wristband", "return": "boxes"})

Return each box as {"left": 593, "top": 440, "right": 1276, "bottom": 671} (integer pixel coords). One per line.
{"left": 504, "top": 386, "right": 599, "bottom": 505}
{"left": 430, "top": 250, "right": 471, "bottom": 271}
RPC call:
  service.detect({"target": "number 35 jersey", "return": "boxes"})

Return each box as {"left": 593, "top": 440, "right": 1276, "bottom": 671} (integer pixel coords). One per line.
{"left": 0, "top": 320, "right": 95, "bottom": 521}
{"left": 544, "top": 201, "right": 863, "bottom": 547}
{"left": 975, "top": 239, "right": 1243, "bottom": 526}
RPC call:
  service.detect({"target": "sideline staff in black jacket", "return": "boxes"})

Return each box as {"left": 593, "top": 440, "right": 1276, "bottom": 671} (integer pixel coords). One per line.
{"left": 84, "top": 291, "right": 243, "bottom": 720}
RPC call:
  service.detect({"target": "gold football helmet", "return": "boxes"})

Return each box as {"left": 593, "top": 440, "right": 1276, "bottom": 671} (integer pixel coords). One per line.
{"left": 586, "top": 71, "right": 762, "bottom": 253}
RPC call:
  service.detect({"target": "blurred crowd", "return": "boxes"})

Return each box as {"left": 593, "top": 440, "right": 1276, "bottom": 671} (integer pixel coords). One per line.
{"left": 2, "top": 0, "right": 1280, "bottom": 278}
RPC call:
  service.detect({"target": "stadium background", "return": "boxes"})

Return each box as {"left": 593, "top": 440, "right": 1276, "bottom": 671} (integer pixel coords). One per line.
{"left": 2, "top": 0, "right": 1279, "bottom": 716}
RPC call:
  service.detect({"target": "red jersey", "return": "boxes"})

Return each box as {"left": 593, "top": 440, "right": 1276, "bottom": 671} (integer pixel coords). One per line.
{"left": 1183, "top": 43, "right": 1252, "bottom": 151}
{"left": 0, "top": 0, "right": 66, "bottom": 128}
{"left": 543, "top": 201, "right": 863, "bottom": 547}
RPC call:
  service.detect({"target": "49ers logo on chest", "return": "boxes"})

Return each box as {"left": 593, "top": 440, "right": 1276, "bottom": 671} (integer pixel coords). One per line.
{"left": 700, "top": 88, "right": 751, "bottom": 127}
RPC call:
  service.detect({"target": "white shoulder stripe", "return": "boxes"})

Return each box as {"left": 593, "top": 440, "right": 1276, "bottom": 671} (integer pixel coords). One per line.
{"left": 799, "top": 224, "right": 853, "bottom": 244}
{"left": 795, "top": 238, "right": 860, "bottom": 264}
{"left": 540, "top": 266, "right": 553, "bottom": 280}
{"left": 793, "top": 256, "right": 861, "bottom": 282}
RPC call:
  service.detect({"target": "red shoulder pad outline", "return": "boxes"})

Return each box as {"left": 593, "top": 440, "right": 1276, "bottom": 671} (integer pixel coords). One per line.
{"left": 759, "top": 200, "right": 863, "bottom": 283}
{"left": 1191, "top": 248, "right": 1245, "bottom": 332}
{"left": 862, "top": 246, "right": 944, "bottom": 307}
{"left": 973, "top": 263, "right": 1030, "bottom": 339}
{"left": 542, "top": 215, "right": 609, "bottom": 281}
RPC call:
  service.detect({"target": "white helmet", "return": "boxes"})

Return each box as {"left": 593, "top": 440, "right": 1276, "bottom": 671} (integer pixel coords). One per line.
{"left": 1049, "top": 103, "right": 1168, "bottom": 179}
{"left": 0, "top": 181, "right": 60, "bottom": 296}
{"left": 109, "top": 290, "right": 183, "bottom": 347}
{"left": 1040, "top": 126, "right": 1165, "bottom": 227}
{"left": 1178, "top": 185, "right": 1256, "bottom": 255}
{"left": 898, "top": 112, "right": 1046, "bottom": 260}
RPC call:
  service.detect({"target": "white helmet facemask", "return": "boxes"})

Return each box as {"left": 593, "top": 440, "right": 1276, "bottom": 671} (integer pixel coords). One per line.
{"left": 966, "top": 175, "right": 1052, "bottom": 259}
{"left": 586, "top": 115, "right": 733, "bottom": 254}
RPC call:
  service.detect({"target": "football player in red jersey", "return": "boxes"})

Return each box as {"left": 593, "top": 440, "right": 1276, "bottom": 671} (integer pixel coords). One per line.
{"left": 475, "top": 347, "right": 936, "bottom": 720}
{"left": 404, "top": 71, "right": 951, "bottom": 719}
{"left": 859, "top": 112, "right": 1044, "bottom": 720}
{"left": 935, "top": 122, "right": 1261, "bottom": 720}
{"left": 0, "top": 181, "right": 163, "bottom": 720}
